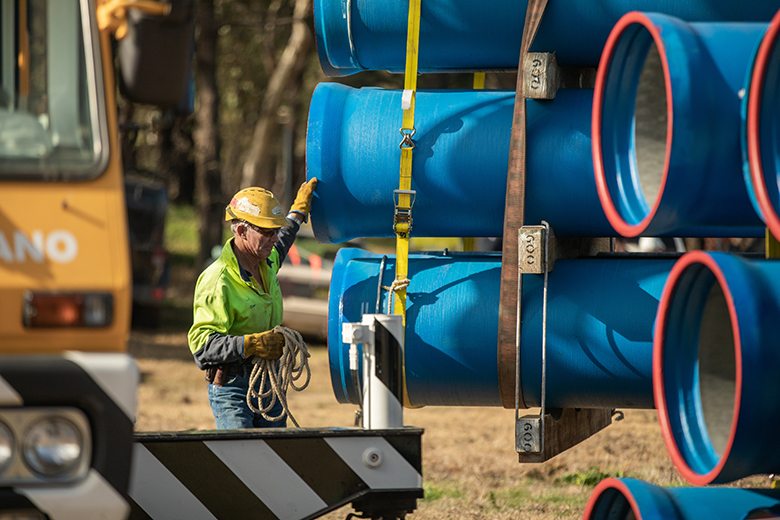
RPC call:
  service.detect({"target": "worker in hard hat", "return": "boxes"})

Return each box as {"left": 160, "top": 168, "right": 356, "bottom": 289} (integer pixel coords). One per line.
{"left": 187, "top": 179, "right": 317, "bottom": 429}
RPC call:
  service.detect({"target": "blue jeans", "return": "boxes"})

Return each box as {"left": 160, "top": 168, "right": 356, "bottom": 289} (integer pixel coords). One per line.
{"left": 208, "top": 371, "right": 287, "bottom": 429}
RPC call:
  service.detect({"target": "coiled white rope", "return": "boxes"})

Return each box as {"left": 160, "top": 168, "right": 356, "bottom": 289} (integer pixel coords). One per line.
{"left": 381, "top": 278, "right": 410, "bottom": 314}
{"left": 246, "top": 325, "right": 311, "bottom": 427}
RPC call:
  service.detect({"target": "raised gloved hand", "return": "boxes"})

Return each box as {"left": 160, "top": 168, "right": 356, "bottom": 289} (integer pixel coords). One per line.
{"left": 244, "top": 330, "right": 285, "bottom": 360}
{"left": 289, "top": 178, "right": 318, "bottom": 221}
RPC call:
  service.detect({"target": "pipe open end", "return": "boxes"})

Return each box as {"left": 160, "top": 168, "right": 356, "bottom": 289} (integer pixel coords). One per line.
{"left": 593, "top": 12, "right": 672, "bottom": 237}
{"left": 583, "top": 479, "right": 641, "bottom": 520}
{"left": 654, "top": 251, "right": 741, "bottom": 485}
{"left": 747, "top": 10, "right": 780, "bottom": 239}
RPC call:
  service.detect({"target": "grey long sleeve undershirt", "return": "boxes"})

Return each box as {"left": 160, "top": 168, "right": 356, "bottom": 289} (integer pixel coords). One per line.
{"left": 193, "top": 218, "right": 301, "bottom": 370}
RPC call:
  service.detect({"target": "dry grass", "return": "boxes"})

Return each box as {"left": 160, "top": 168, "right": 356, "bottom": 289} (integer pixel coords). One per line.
{"left": 130, "top": 328, "right": 750, "bottom": 520}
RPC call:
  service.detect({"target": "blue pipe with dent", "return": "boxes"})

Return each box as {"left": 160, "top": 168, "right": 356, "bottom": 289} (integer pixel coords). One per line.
{"left": 306, "top": 82, "right": 613, "bottom": 243}
{"left": 329, "top": 248, "right": 674, "bottom": 409}
{"left": 313, "top": 0, "right": 780, "bottom": 76}
{"left": 654, "top": 251, "right": 780, "bottom": 485}
{"left": 584, "top": 478, "right": 780, "bottom": 520}
{"left": 742, "top": 10, "right": 780, "bottom": 240}
{"left": 593, "top": 13, "right": 768, "bottom": 238}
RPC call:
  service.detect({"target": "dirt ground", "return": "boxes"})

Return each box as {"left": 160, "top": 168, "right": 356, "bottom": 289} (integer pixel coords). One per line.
{"left": 129, "top": 323, "right": 725, "bottom": 520}
{"left": 129, "top": 259, "right": 774, "bottom": 519}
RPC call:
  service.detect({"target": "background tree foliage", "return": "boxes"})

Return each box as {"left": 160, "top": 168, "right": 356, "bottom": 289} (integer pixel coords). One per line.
{"left": 121, "top": 0, "right": 515, "bottom": 266}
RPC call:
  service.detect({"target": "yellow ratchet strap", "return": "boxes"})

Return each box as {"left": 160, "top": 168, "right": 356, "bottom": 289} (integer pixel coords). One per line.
{"left": 392, "top": 0, "right": 422, "bottom": 409}
{"left": 473, "top": 72, "right": 486, "bottom": 90}
{"left": 393, "top": 0, "right": 422, "bottom": 320}
{"left": 767, "top": 228, "right": 780, "bottom": 259}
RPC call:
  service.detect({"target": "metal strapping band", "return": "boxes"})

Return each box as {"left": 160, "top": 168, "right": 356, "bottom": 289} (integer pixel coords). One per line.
{"left": 496, "top": 0, "right": 551, "bottom": 412}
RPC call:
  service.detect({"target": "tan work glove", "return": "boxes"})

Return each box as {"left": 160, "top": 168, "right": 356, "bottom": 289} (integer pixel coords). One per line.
{"left": 244, "top": 331, "right": 284, "bottom": 360}
{"left": 289, "top": 178, "right": 318, "bottom": 220}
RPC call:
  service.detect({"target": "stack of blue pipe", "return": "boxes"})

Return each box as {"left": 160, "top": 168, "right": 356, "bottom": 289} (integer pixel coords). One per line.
{"left": 590, "top": 7, "right": 780, "bottom": 515}
{"left": 594, "top": 4, "right": 780, "bottom": 494}
{"left": 307, "top": 1, "right": 780, "bottom": 517}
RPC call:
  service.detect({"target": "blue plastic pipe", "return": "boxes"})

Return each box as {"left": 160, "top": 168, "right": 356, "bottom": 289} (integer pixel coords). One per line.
{"left": 654, "top": 251, "right": 780, "bottom": 485}
{"left": 329, "top": 248, "right": 674, "bottom": 409}
{"left": 584, "top": 478, "right": 780, "bottom": 520}
{"left": 743, "top": 10, "right": 780, "bottom": 240}
{"left": 306, "top": 83, "right": 613, "bottom": 243}
{"left": 313, "top": 0, "right": 780, "bottom": 76}
{"left": 593, "top": 12, "right": 767, "bottom": 238}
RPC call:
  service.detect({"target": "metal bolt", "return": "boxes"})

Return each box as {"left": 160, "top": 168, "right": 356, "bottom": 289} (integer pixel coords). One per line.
{"left": 362, "top": 447, "right": 383, "bottom": 468}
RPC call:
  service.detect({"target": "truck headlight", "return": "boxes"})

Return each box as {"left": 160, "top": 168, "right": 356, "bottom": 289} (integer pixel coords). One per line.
{"left": 23, "top": 418, "right": 84, "bottom": 477}
{"left": 0, "top": 409, "right": 90, "bottom": 485}
{"left": 0, "top": 422, "right": 14, "bottom": 473}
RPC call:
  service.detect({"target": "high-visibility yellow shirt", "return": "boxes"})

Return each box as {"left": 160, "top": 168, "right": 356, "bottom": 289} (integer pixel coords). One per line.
{"left": 188, "top": 237, "right": 285, "bottom": 369}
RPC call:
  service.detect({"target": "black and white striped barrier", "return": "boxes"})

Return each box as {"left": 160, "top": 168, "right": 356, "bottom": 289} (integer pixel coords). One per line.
{"left": 129, "top": 428, "right": 423, "bottom": 520}
{"left": 0, "top": 353, "right": 138, "bottom": 520}
{"left": 342, "top": 314, "right": 404, "bottom": 429}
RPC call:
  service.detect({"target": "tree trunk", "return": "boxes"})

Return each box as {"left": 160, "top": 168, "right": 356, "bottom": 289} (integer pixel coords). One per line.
{"left": 240, "top": 0, "right": 312, "bottom": 190}
{"left": 194, "top": 0, "right": 224, "bottom": 268}
{"left": 159, "top": 110, "right": 196, "bottom": 205}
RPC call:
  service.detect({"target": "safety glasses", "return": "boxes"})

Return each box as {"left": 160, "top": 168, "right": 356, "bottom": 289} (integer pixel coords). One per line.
{"left": 244, "top": 222, "right": 280, "bottom": 237}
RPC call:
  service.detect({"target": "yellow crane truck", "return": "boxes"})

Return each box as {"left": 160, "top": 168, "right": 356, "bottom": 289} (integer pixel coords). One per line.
{"left": 0, "top": 0, "right": 184, "bottom": 517}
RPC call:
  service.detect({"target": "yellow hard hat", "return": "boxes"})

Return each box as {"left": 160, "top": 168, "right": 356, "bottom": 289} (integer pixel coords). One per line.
{"left": 225, "top": 187, "right": 290, "bottom": 228}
